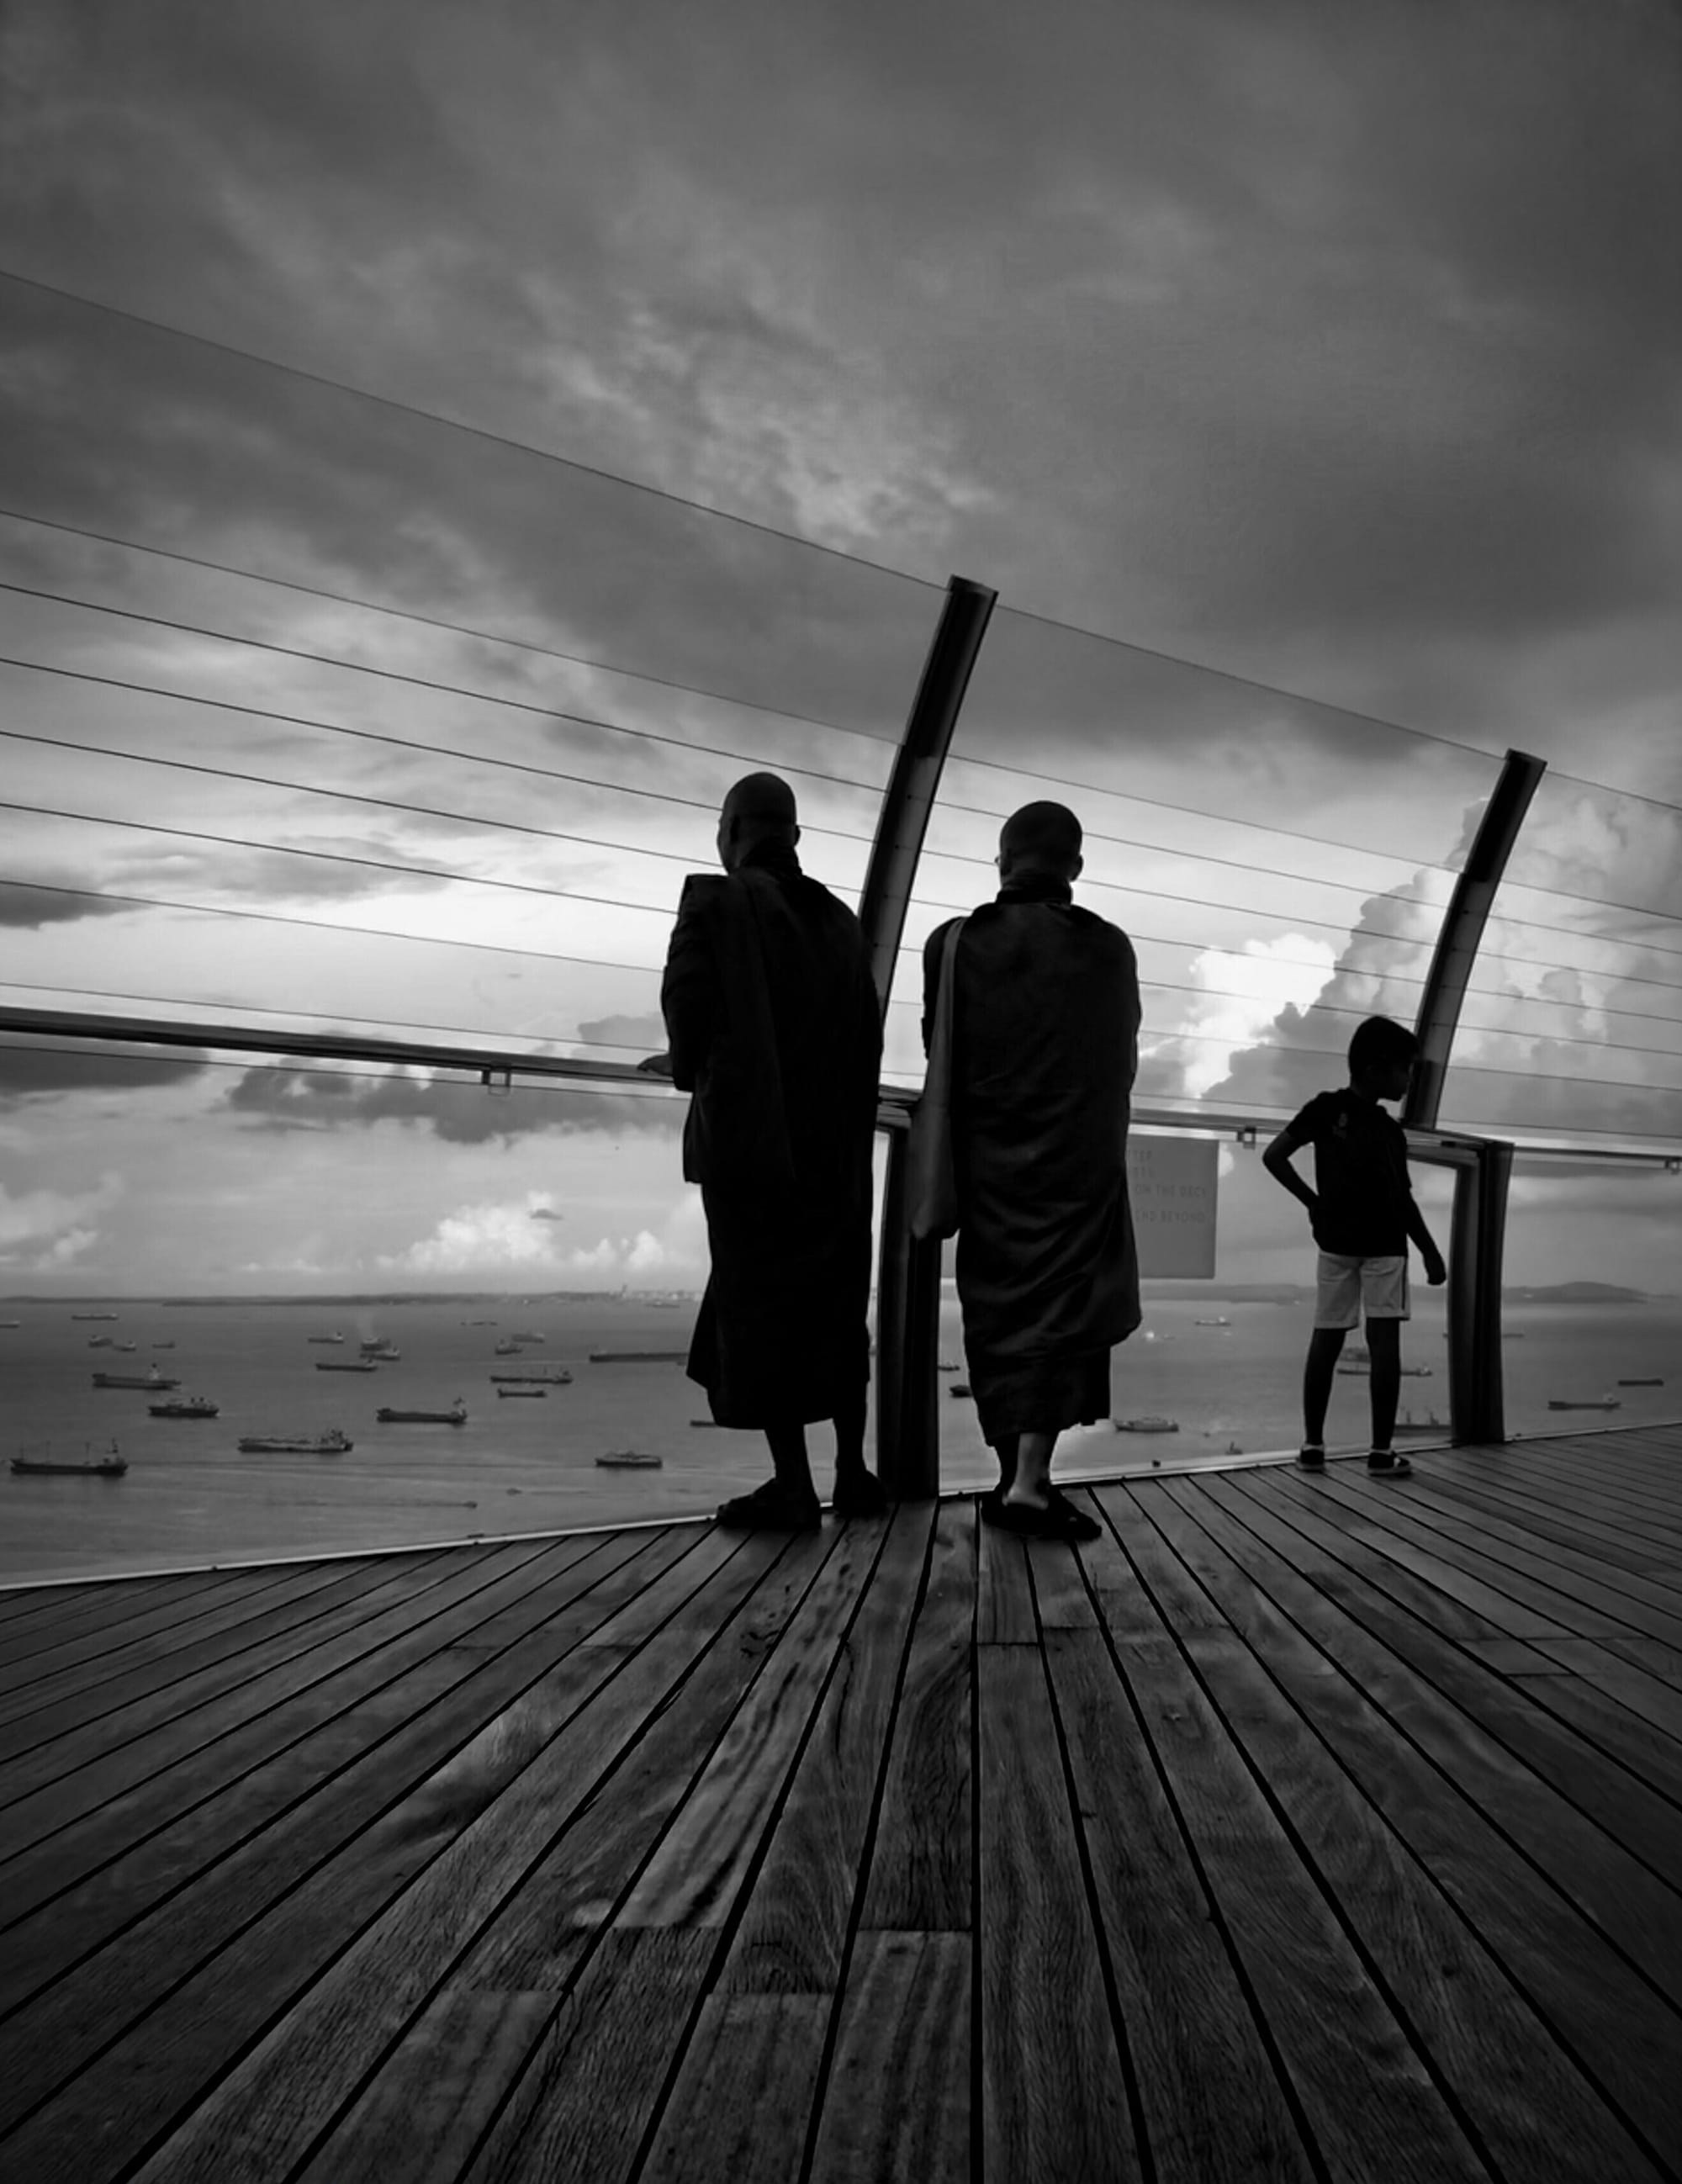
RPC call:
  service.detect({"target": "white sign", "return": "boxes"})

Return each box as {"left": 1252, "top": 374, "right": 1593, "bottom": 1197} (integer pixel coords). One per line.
{"left": 1127, "top": 1132, "right": 1218, "bottom": 1277}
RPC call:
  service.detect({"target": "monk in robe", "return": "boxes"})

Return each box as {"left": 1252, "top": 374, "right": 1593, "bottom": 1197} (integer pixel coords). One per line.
{"left": 643, "top": 773, "right": 887, "bottom": 1528}
{"left": 923, "top": 800, "right": 1141, "bottom": 1541}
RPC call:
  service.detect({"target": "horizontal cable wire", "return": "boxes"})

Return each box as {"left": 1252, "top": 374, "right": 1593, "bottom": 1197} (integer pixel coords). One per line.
{"left": 0, "top": 726, "right": 812, "bottom": 879}
{"left": 897, "top": 901, "right": 1682, "bottom": 992}
{"left": 0, "top": 658, "right": 884, "bottom": 844}
{"left": 0, "top": 270, "right": 936, "bottom": 594}
{"left": 0, "top": 1037, "right": 681, "bottom": 1099}
{"left": 24, "top": 556, "right": 1675, "bottom": 937}
{"left": 0, "top": 605, "right": 1467, "bottom": 906}
{"left": 7, "top": 1009, "right": 1671, "bottom": 1109}
{"left": 0, "top": 506, "right": 897, "bottom": 752}
{"left": 0, "top": 584, "right": 893, "bottom": 799}
{"left": 7, "top": 510, "right": 1674, "bottom": 885}
{"left": 0, "top": 981, "right": 653, "bottom": 1055}
{"left": 0, "top": 875, "right": 668, "bottom": 976}
{"left": 0, "top": 799, "right": 689, "bottom": 921}
{"left": 8, "top": 968, "right": 1678, "bottom": 1068}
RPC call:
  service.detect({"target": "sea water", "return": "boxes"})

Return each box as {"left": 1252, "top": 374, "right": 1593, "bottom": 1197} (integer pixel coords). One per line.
{"left": 2, "top": 1292, "right": 1676, "bottom": 1585}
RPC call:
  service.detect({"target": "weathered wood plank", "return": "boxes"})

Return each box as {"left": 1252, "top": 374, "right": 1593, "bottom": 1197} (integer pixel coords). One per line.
{"left": 1404, "top": 1466, "right": 1682, "bottom": 1583}
{"left": 637, "top": 1992, "right": 832, "bottom": 2184}
{"left": 0, "top": 1538, "right": 568, "bottom": 1859}
{"left": 1269, "top": 1467, "right": 1602, "bottom": 1639}
{"left": 1530, "top": 1636, "right": 1682, "bottom": 1742}
{"left": 807, "top": 1932, "right": 970, "bottom": 2184}
{"left": 1334, "top": 1472, "right": 1682, "bottom": 1646}
{"left": 857, "top": 1499, "right": 975, "bottom": 1933}
{"left": 720, "top": 1501, "right": 931, "bottom": 1991}
{"left": 0, "top": 1548, "right": 470, "bottom": 1807}
{"left": 1039, "top": 1619, "right": 1318, "bottom": 2184}
{"left": 977, "top": 1639, "right": 1140, "bottom": 2181}
{"left": 0, "top": 1526, "right": 711, "bottom": 2181}
{"left": 0, "top": 1564, "right": 318, "bottom": 1692}
{"left": 290, "top": 1528, "right": 801, "bottom": 2183}
{"left": 463, "top": 1928, "right": 714, "bottom": 2184}
{"left": 1158, "top": 1477, "right": 1682, "bottom": 2170}
{"left": 0, "top": 1533, "right": 612, "bottom": 2012}
{"left": 0, "top": 1559, "right": 392, "bottom": 1730}
{"left": 118, "top": 1526, "right": 849, "bottom": 2184}
{"left": 1213, "top": 1472, "right": 1682, "bottom": 1890}
{"left": 976, "top": 1510, "right": 1035, "bottom": 1643}
{"left": 1094, "top": 1483, "right": 1494, "bottom": 2184}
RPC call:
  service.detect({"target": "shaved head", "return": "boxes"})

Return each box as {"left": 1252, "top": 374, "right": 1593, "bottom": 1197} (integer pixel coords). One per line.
{"left": 721, "top": 771, "right": 798, "bottom": 828}
{"left": 999, "top": 800, "right": 1083, "bottom": 879}
{"left": 717, "top": 770, "right": 800, "bottom": 871}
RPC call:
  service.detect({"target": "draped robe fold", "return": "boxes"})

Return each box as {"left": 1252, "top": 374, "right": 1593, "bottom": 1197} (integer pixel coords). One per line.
{"left": 924, "top": 887, "right": 1141, "bottom": 1446}
{"left": 662, "top": 845, "right": 881, "bottom": 1427}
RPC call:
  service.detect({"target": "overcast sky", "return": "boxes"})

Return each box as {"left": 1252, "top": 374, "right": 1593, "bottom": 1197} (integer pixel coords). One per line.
{"left": 1, "top": 0, "right": 1678, "bottom": 1295}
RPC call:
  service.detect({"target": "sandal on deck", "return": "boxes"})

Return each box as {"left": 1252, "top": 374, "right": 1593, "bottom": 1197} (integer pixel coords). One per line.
{"left": 716, "top": 1479, "right": 822, "bottom": 1531}
{"left": 830, "top": 1469, "right": 890, "bottom": 1520}
{"left": 991, "top": 1491, "right": 1103, "bottom": 1543}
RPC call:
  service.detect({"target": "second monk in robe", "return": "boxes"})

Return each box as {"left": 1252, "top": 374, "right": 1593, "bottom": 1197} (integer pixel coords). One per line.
{"left": 923, "top": 800, "right": 1141, "bottom": 1541}
{"left": 648, "top": 772, "right": 886, "bottom": 1530}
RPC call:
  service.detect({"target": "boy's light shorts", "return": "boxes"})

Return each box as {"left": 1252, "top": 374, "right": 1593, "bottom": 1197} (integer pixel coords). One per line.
{"left": 1315, "top": 1252, "right": 1410, "bottom": 1330}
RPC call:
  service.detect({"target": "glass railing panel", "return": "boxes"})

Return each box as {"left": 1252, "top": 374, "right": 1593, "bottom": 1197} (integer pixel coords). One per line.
{"left": 1, "top": 273, "right": 934, "bottom": 1059}
{"left": 0, "top": 1033, "right": 891, "bottom": 1584}
{"left": 1439, "top": 771, "right": 1682, "bottom": 1152}
{"left": 889, "top": 603, "right": 1508, "bottom": 1111}
{"left": 927, "top": 1118, "right": 1457, "bottom": 1489}
{"left": 1498, "top": 1152, "right": 1682, "bottom": 1438}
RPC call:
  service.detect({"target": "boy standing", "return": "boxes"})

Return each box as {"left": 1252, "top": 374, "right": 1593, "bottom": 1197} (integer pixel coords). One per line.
{"left": 1263, "top": 1016, "right": 1447, "bottom": 1477}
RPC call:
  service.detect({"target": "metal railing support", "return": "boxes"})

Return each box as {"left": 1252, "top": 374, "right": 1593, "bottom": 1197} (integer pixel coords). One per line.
{"left": 858, "top": 574, "right": 997, "bottom": 1496}
{"left": 857, "top": 574, "right": 998, "bottom": 1011}
{"left": 1445, "top": 1138, "right": 1515, "bottom": 1444}
{"left": 1404, "top": 746, "right": 1541, "bottom": 1447}
{"left": 1404, "top": 748, "right": 1547, "bottom": 1133}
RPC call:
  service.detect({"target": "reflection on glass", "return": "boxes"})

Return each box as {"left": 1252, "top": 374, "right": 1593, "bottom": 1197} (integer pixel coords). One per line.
{"left": 1498, "top": 1155, "right": 1682, "bottom": 1440}
{"left": 0, "top": 1041, "right": 896, "bottom": 1584}
{"left": 931, "top": 1127, "right": 1456, "bottom": 1489}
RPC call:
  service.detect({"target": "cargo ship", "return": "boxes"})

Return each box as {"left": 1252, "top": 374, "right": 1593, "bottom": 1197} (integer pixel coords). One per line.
{"left": 148, "top": 1395, "right": 220, "bottom": 1418}
{"left": 238, "top": 1428, "right": 353, "bottom": 1454}
{"left": 376, "top": 1399, "right": 468, "bottom": 1424}
{"left": 93, "top": 1366, "right": 180, "bottom": 1390}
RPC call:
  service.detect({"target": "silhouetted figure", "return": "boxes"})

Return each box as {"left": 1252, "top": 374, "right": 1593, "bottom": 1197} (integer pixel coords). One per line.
{"left": 1263, "top": 1014, "right": 1447, "bottom": 1476}
{"left": 643, "top": 773, "right": 886, "bottom": 1528}
{"left": 924, "top": 801, "right": 1141, "bottom": 1541}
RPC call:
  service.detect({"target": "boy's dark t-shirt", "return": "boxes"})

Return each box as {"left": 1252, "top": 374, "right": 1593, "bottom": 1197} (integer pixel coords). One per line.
{"left": 1284, "top": 1088, "right": 1414, "bottom": 1256}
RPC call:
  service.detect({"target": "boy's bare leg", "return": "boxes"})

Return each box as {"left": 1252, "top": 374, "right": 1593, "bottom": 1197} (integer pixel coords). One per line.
{"left": 1303, "top": 1327, "right": 1346, "bottom": 1446}
{"left": 1366, "top": 1319, "right": 1402, "bottom": 1448}
{"left": 992, "top": 1432, "right": 1019, "bottom": 1495}
{"left": 1005, "top": 1428, "right": 1059, "bottom": 1507}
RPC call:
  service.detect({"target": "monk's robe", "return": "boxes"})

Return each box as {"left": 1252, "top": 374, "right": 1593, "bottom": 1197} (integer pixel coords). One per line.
{"left": 662, "top": 839, "right": 882, "bottom": 1427}
{"left": 924, "top": 877, "right": 1141, "bottom": 1446}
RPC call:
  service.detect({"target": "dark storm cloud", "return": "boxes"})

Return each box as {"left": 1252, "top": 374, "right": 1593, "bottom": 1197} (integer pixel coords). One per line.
{"left": 222, "top": 1063, "right": 683, "bottom": 1142}
{"left": 0, "top": 1042, "right": 212, "bottom": 1103}
{"left": 0, "top": 880, "right": 135, "bottom": 928}
{"left": 3, "top": 0, "right": 1679, "bottom": 783}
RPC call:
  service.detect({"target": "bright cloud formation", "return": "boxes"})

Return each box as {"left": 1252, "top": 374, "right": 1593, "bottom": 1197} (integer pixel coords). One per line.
{"left": 0, "top": 1173, "right": 124, "bottom": 1268}
{"left": 378, "top": 1185, "right": 710, "bottom": 1283}
{"left": 1160, "top": 936, "right": 1337, "bottom": 1099}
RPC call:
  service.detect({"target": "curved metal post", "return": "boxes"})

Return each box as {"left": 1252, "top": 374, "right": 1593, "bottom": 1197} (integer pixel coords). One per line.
{"left": 1446, "top": 1139, "right": 1514, "bottom": 1444}
{"left": 1404, "top": 748, "right": 1547, "bottom": 1132}
{"left": 857, "top": 574, "right": 998, "bottom": 1009}
{"left": 860, "top": 574, "right": 997, "bottom": 1499}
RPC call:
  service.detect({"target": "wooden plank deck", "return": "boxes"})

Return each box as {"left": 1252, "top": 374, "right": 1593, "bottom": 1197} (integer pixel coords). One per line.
{"left": 1, "top": 1425, "right": 1679, "bottom": 2183}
